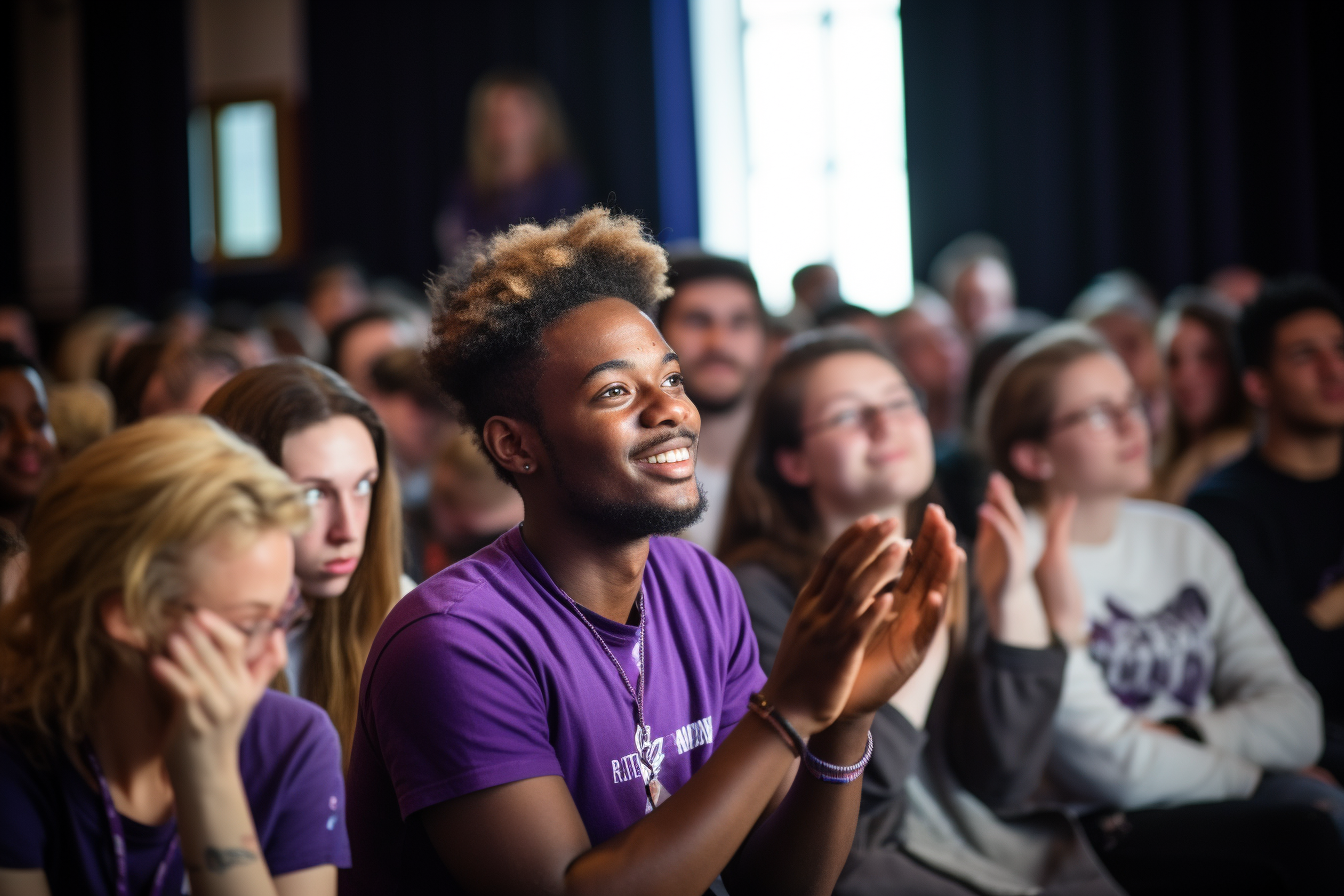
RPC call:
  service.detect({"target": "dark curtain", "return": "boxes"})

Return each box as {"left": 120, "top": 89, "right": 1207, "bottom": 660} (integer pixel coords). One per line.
{"left": 81, "top": 0, "right": 192, "bottom": 317}
{"left": 902, "top": 0, "right": 1344, "bottom": 316}
{"left": 1, "top": 0, "right": 21, "bottom": 304}
{"left": 306, "top": 0, "right": 663, "bottom": 291}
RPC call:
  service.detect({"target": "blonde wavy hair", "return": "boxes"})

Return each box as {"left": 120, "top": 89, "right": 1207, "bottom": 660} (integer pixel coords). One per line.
{"left": 0, "top": 415, "right": 308, "bottom": 746}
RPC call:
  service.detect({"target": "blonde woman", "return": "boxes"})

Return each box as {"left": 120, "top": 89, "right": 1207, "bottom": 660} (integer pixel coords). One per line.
{"left": 204, "top": 359, "right": 403, "bottom": 766}
{"left": 0, "top": 415, "right": 348, "bottom": 896}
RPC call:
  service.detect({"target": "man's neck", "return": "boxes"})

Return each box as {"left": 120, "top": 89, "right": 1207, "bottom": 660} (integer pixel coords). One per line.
{"left": 83, "top": 665, "right": 175, "bottom": 824}
{"left": 520, "top": 504, "right": 650, "bottom": 625}
{"left": 695, "top": 401, "right": 754, "bottom": 472}
{"left": 1259, "top": 418, "right": 1343, "bottom": 481}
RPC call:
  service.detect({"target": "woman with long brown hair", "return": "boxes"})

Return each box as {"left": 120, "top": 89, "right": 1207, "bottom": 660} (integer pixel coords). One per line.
{"left": 719, "top": 331, "right": 1115, "bottom": 896}
{"left": 204, "top": 358, "right": 403, "bottom": 766}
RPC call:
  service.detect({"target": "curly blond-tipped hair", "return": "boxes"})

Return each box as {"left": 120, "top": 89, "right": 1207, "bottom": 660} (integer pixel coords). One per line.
{"left": 425, "top": 207, "right": 671, "bottom": 477}
{"left": 0, "top": 415, "right": 308, "bottom": 748}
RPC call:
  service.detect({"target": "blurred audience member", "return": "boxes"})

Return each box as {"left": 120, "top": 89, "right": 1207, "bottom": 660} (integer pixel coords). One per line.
{"left": 308, "top": 258, "right": 372, "bottom": 335}
{"left": 659, "top": 254, "right": 768, "bottom": 552}
{"left": 0, "top": 306, "right": 38, "bottom": 361}
{"left": 814, "top": 302, "right": 886, "bottom": 345}
{"left": 720, "top": 332, "right": 1119, "bottom": 896}
{"left": 1148, "top": 292, "right": 1251, "bottom": 504}
{"left": 421, "top": 433, "right": 525, "bottom": 578}
{"left": 261, "top": 300, "right": 328, "bottom": 360}
{"left": 887, "top": 286, "right": 970, "bottom": 448}
{"left": 328, "top": 310, "right": 421, "bottom": 398}
{"left": 1067, "top": 270, "right": 1167, "bottom": 442}
{"left": 937, "top": 321, "right": 1047, "bottom": 542}
{"left": 435, "top": 69, "right": 586, "bottom": 263}
{"left": 53, "top": 307, "right": 148, "bottom": 383}
{"left": 46, "top": 380, "right": 113, "bottom": 460}
{"left": 0, "top": 344, "right": 56, "bottom": 531}
{"left": 138, "top": 333, "right": 244, "bottom": 419}
{"left": 205, "top": 359, "right": 404, "bottom": 766}
{"left": 213, "top": 300, "right": 281, "bottom": 368}
{"left": 0, "top": 415, "right": 349, "bottom": 893}
{"left": 1208, "top": 264, "right": 1264, "bottom": 309}
{"left": 1189, "top": 277, "right": 1344, "bottom": 781}
{"left": 929, "top": 233, "right": 1016, "bottom": 339}
{"left": 367, "top": 346, "right": 456, "bottom": 513}
{"left": 982, "top": 323, "right": 1344, "bottom": 889}
{"left": 782, "top": 262, "right": 841, "bottom": 329}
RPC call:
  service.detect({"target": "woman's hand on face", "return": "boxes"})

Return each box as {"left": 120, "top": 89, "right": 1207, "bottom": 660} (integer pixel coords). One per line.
{"left": 762, "top": 516, "right": 912, "bottom": 737}
{"left": 1034, "top": 492, "right": 1087, "bottom": 646}
{"left": 150, "top": 610, "right": 286, "bottom": 780}
{"left": 839, "top": 504, "right": 961, "bottom": 718}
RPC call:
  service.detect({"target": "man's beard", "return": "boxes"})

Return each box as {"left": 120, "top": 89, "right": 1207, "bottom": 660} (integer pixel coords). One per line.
{"left": 542, "top": 427, "right": 709, "bottom": 538}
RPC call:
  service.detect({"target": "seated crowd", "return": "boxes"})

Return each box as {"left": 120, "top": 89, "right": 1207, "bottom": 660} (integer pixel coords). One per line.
{"left": 0, "top": 207, "right": 1342, "bottom": 896}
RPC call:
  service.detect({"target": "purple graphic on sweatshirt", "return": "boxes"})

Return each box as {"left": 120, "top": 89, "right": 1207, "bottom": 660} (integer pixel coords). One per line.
{"left": 1088, "top": 586, "right": 1213, "bottom": 710}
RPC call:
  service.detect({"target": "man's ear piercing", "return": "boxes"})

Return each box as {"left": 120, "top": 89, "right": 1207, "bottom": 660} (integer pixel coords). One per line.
{"left": 524, "top": 464, "right": 530, "bottom": 472}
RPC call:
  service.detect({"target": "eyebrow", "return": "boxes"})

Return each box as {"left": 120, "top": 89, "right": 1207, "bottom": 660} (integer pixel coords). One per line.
{"left": 581, "top": 352, "right": 679, "bottom": 384}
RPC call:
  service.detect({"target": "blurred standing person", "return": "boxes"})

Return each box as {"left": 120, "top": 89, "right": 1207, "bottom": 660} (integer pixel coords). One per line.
{"left": 0, "top": 344, "right": 56, "bottom": 532}
{"left": 436, "top": 70, "right": 586, "bottom": 263}
{"left": 658, "top": 255, "right": 768, "bottom": 552}
{"left": 1148, "top": 292, "right": 1252, "bottom": 504}
{"left": 1067, "top": 271, "right": 1167, "bottom": 444}
{"left": 929, "top": 233, "right": 1016, "bottom": 340}
{"left": 887, "top": 287, "right": 970, "bottom": 451}
{"left": 1188, "top": 278, "right": 1344, "bottom": 782}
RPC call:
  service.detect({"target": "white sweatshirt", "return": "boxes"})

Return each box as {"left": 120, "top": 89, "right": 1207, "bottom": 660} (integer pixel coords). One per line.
{"left": 1025, "top": 500, "right": 1323, "bottom": 809}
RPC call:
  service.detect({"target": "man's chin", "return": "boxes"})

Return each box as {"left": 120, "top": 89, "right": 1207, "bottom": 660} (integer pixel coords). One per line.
{"left": 569, "top": 481, "right": 710, "bottom": 539}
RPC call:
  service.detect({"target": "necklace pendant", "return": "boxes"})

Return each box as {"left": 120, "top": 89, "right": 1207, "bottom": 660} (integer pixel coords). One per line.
{"left": 646, "top": 776, "right": 668, "bottom": 809}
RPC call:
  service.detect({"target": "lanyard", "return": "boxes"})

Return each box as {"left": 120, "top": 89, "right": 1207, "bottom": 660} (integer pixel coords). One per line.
{"left": 81, "top": 741, "right": 180, "bottom": 896}
{"left": 556, "top": 588, "right": 668, "bottom": 808}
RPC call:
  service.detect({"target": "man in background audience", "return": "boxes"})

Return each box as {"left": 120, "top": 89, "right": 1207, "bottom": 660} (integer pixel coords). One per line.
{"left": 887, "top": 286, "right": 969, "bottom": 450}
{"left": 1068, "top": 270, "right": 1168, "bottom": 440}
{"left": 781, "top": 262, "right": 841, "bottom": 330}
{"left": 307, "top": 257, "right": 372, "bottom": 334}
{"left": 929, "top": 232, "right": 1016, "bottom": 339}
{"left": 1188, "top": 277, "right": 1344, "bottom": 781}
{"left": 659, "top": 254, "right": 768, "bottom": 552}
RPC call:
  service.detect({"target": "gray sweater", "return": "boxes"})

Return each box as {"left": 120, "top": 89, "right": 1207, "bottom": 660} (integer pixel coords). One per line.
{"left": 734, "top": 562, "right": 1124, "bottom": 896}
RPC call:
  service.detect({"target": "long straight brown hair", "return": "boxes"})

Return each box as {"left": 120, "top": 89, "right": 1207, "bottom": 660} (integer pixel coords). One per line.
{"left": 718, "top": 332, "right": 964, "bottom": 641}
{"left": 204, "top": 358, "right": 403, "bottom": 765}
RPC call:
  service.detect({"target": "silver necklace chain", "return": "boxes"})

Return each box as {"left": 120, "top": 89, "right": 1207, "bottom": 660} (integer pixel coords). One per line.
{"left": 557, "top": 588, "right": 651, "bottom": 773}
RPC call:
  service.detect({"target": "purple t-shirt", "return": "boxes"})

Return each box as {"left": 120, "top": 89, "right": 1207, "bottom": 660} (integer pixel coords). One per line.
{"left": 343, "top": 527, "right": 767, "bottom": 894}
{"left": 0, "top": 690, "right": 350, "bottom": 895}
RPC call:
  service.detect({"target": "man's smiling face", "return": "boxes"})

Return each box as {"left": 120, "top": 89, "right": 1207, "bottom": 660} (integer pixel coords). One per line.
{"left": 530, "top": 296, "right": 706, "bottom": 537}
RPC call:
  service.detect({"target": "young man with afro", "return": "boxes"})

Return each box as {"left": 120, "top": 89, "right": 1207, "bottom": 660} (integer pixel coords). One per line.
{"left": 343, "top": 208, "right": 961, "bottom": 896}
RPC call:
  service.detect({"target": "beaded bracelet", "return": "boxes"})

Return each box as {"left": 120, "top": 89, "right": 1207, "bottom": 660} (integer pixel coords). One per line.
{"left": 746, "top": 692, "right": 874, "bottom": 784}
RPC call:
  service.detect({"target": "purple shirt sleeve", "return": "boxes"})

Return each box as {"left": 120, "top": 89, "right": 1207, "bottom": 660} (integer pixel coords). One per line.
{"left": 365, "top": 601, "right": 563, "bottom": 820}
{"left": 240, "top": 692, "right": 352, "bottom": 874}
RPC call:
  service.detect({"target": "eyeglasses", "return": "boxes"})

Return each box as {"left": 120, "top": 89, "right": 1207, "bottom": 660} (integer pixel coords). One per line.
{"left": 803, "top": 396, "right": 921, "bottom": 436}
{"left": 1049, "top": 393, "right": 1145, "bottom": 435}
{"left": 169, "top": 580, "right": 308, "bottom": 660}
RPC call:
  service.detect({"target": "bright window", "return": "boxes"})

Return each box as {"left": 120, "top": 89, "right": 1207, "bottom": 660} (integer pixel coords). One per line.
{"left": 690, "top": 0, "right": 913, "bottom": 314}
{"left": 188, "top": 99, "right": 286, "bottom": 263}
